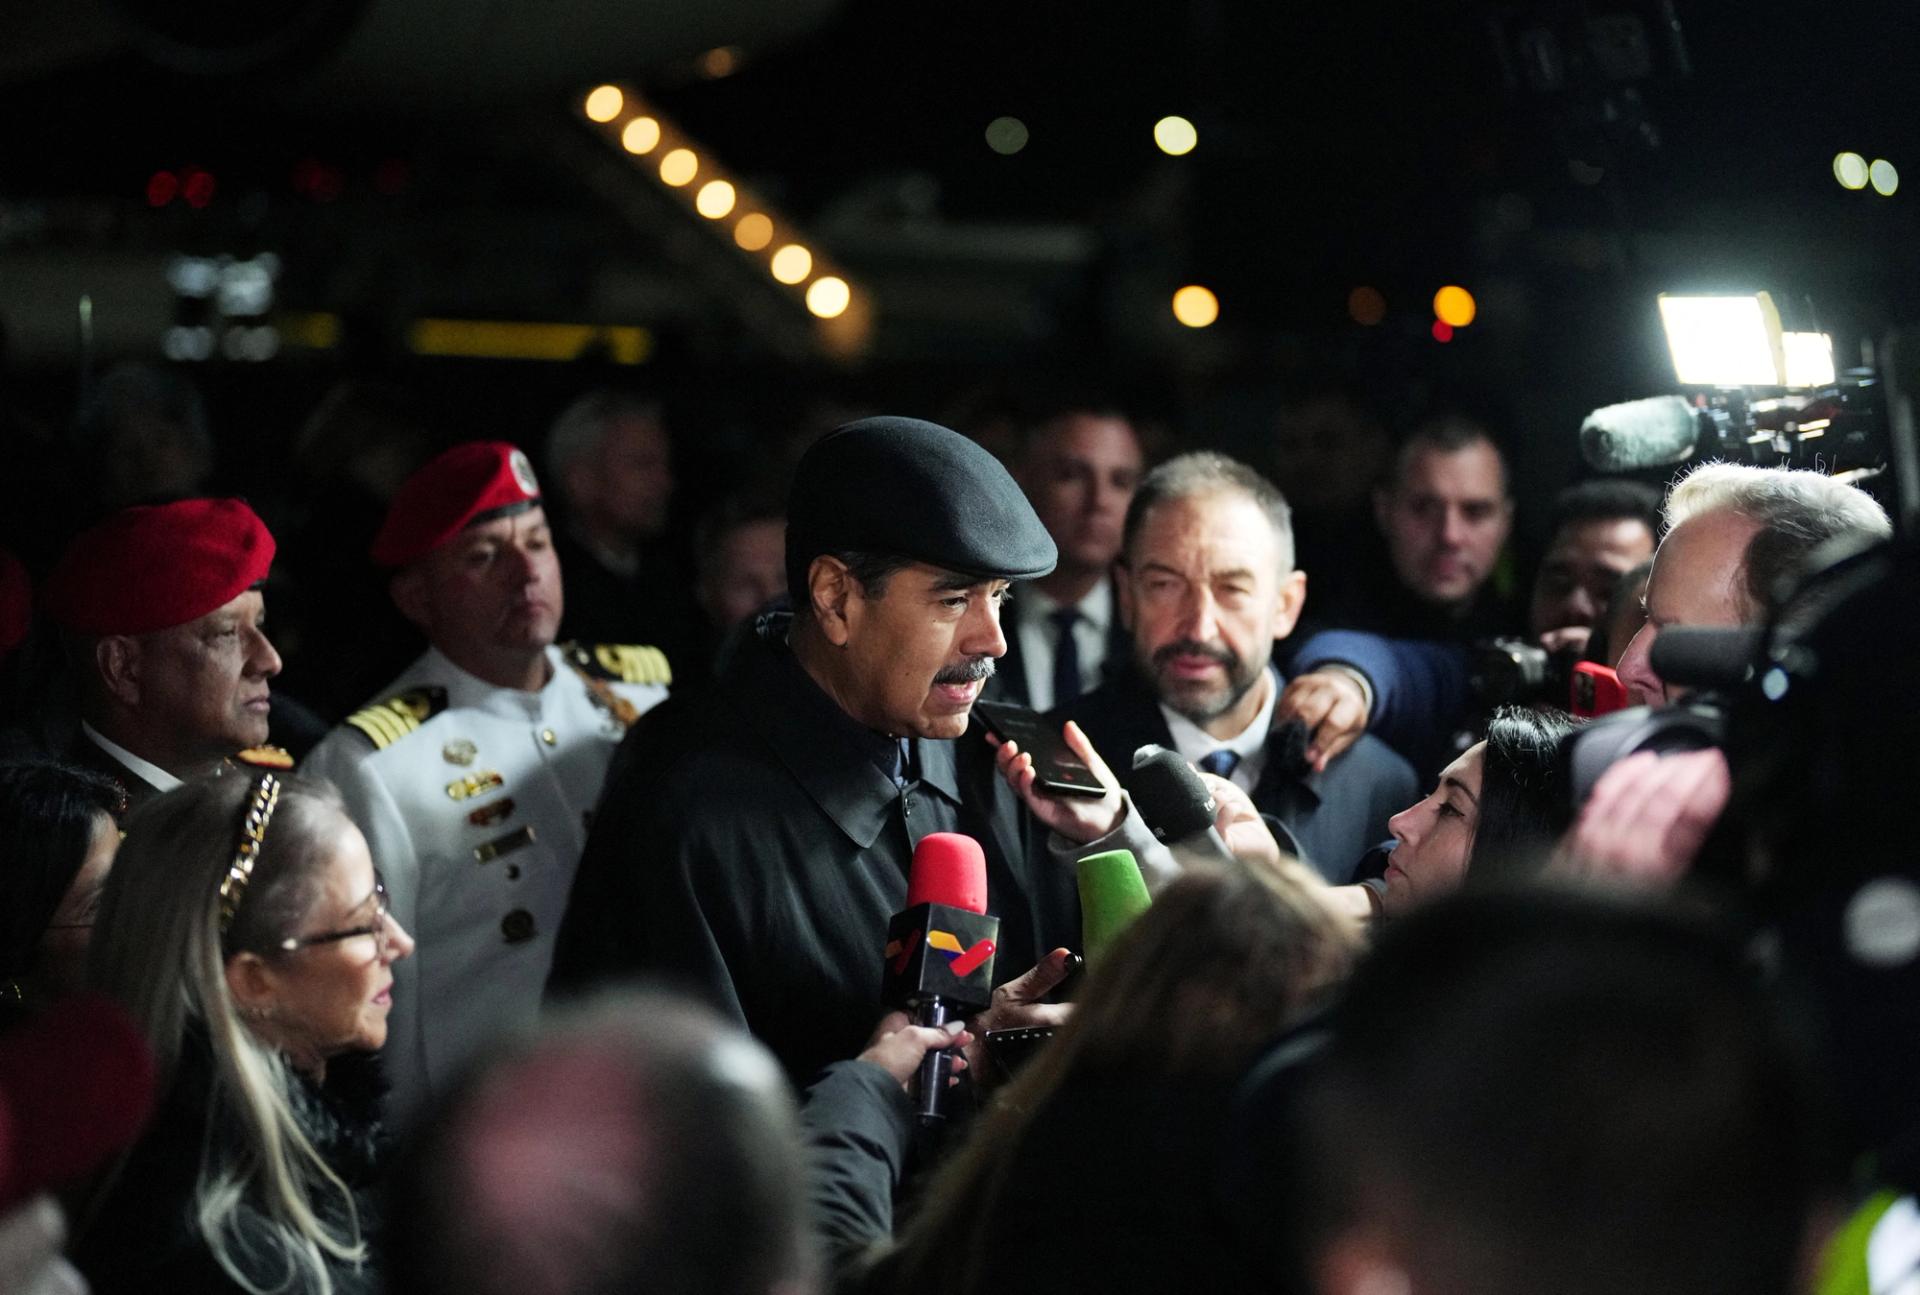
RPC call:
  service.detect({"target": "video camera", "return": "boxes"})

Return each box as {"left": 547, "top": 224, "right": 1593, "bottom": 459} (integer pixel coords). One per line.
{"left": 1578, "top": 292, "right": 1890, "bottom": 488}
{"left": 1468, "top": 639, "right": 1631, "bottom": 718}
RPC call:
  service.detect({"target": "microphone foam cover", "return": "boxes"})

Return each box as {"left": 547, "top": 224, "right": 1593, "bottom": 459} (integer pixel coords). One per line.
{"left": 0, "top": 992, "right": 157, "bottom": 1212}
{"left": 1125, "top": 745, "right": 1217, "bottom": 841}
{"left": 1579, "top": 395, "right": 1699, "bottom": 473}
{"left": 906, "top": 832, "right": 989, "bottom": 914}
{"left": 1648, "top": 625, "right": 1763, "bottom": 689}
{"left": 1077, "top": 850, "right": 1152, "bottom": 963}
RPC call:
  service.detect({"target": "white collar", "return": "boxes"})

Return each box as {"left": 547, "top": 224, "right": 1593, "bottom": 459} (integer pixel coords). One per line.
{"left": 1021, "top": 578, "right": 1112, "bottom": 631}
{"left": 1159, "top": 666, "right": 1278, "bottom": 767}
{"left": 81, "top": 722, "right": 183, "bottom": 793}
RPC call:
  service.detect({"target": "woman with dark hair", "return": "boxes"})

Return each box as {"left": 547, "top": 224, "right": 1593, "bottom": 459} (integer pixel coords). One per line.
{"left": 0, "top": 761, "right": 125, "bottom": 1023}
{"left": 1368, "top": 705, "right": 1580, "bottom": 917}
{"left": 76, "top": 773, "right": 414, "bottom": 1295}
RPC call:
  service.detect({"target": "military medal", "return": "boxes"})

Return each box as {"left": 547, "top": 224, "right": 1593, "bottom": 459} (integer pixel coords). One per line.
{"left": 445, "top": 771, "right": 506, "bottom": 801}
{"left": 443, "top": 738, "right": 478, "bottom": 766}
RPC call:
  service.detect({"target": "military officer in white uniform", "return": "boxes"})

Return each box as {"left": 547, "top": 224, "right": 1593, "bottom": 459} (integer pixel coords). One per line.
{"left": 304, "top": 441, "right": 669, "bottom": 1127}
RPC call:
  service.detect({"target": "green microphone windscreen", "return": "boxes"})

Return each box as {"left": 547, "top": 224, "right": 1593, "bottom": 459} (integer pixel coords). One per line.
{"left": 1077, "top": 849, "right": 1152, "bottom": 963}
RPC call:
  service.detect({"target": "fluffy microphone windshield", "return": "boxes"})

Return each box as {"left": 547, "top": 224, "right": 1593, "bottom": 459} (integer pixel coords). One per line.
{"left": 1579, "top": 395, "right": 1700, "bottom": 473}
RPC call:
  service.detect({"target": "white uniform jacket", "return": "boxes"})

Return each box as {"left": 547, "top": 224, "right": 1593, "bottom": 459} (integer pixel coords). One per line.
{"left": 303, "top": 641, "right": 669, "bottom": 1126}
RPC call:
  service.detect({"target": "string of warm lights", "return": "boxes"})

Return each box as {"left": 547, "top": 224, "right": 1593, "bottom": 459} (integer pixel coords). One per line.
{"left": 579, "top": 82, "right": 858, "bottom": 327}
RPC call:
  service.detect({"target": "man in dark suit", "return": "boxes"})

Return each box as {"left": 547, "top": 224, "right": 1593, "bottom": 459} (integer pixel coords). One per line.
{"left": 41, "top": 498, "right": 286, "bottom": 816}
{"left": 1059, "top": 452, "right": 1416, "bottom": 883}
{"left": 988, "top": 401, "right": 1143, "bottom": 710}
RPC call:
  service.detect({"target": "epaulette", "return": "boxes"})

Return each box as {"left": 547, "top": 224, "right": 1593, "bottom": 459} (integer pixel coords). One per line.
{"left": 234, "top": 744, "right": 296, "bottom": 770}
{"left": 345, "top": 686, "right": 449, "bottom": 751}
{"left": 564, "top": 642, "right": 672, "bottom": 687}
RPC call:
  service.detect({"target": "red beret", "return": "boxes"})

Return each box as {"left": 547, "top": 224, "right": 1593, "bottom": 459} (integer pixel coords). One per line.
{"left": 370, "top": 441, "right": 543, "bottom": 568}
{"left": 43, "top": 499, "right": 275, "bottom": 636}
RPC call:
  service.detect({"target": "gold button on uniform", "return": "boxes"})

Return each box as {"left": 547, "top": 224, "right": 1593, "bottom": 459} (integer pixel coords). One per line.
{"left": 540, "top": 729, "right": 557, "bottom": 746}
{"left": 501, "top": 909, "right": 536, "bottom": 944}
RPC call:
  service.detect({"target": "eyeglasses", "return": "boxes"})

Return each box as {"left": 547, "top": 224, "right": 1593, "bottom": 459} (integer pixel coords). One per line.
{"left": 278, "top": 875, "right": 391, "bottom": 955}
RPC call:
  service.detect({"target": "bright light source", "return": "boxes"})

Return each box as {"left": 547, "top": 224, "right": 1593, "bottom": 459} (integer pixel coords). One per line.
{"left": 621, "top": 117, "right": 661, "bottom": 155}
{"left": 695, "top": 180, "right": 737, "bottom": 219}
{"left": 1348, "top": 286, "right": 1387, "bottom": 326}
{"left": 1834, "top": 152, "right": 1870, "bottom": 189}
{"left": 585, "top": 85, "right": 624, "bottom": 122}
{"left": 770, "top": 244, "right": 813, "bottom": 284}
{"left": 806, "top": 276, "right": 851, "bottom": 318}
{"left": 1871, "top": 158, "right": 1900, "bottom": 196}
{"left": 1154, "top": 115, "right": 1198, "bottom": 156}
{"left": 659, "top": 148, "right": 698, "bottom": 187}
{"left": 1431, "top": 320, "right": 1454, "bottom": 343}
{"left": 1658, "top": 293, "right": 1785, "bottom": 387}
{"left": 734, "top": 213, "right": 774, "bottom": 251}
{"left": 985, "top": 116, "right": 1030, "bottom": 155}
{"left": 1782, "top": 331, "right": 1837, "bottom": 388}
{"left": 1433, "top": 285, "right": 1477, "bottom": 327}
{"left": 1171, "top": 285, "right": 1218, "bottom": 328}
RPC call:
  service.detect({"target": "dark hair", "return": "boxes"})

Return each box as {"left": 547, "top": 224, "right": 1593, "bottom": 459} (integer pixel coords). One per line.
{"left": 784, "top": 547, "right": 913, "bottom": 618}
{"left": 1122, "top": 451, "right": 1295, "bottom": 571}
{"left": 1387, "top": 413, "right": 1509, "bottom": 495}
{"left": 1465, "top": 706, "right": 1580, "bottom": 885}
{"left": 1013, "top": 390, "right": 1134, "bottom": 457}
{"left": 0, "top": 761, "right": 123, "bottom": 982}
{"left": 1549, "top": 479, "right": 1662, "bottom": 540}
{"left": 1286, "top": 890, "right": 1833, "bottom": 1295}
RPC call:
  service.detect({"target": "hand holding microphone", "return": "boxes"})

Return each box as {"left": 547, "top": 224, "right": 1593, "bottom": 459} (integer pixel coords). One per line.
{"left": 879, "top": 833, "right": 1001, "bottom": 1125}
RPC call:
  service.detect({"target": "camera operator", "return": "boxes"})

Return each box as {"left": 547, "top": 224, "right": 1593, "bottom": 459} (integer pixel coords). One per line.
{"left": 1615, "top": 462, "right": 1889, "bottom": 705}
{"left": 1557, "top": 462, "right": 1889, "bottom": 886}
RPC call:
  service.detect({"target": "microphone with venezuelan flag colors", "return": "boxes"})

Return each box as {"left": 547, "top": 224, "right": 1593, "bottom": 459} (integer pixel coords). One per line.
{"left": 881, "top": 832, "right": 999, "bottom": 1126}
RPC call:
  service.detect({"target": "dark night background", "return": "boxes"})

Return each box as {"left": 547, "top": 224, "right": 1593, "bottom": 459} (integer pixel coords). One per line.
{"left": 3, "top": 0, "right": 1917, "bottom": 537}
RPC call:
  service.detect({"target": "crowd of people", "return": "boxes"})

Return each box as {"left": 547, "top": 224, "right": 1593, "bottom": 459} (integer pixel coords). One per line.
{"left": 0, "top": 369, "right": 1911, "bottom": 1295}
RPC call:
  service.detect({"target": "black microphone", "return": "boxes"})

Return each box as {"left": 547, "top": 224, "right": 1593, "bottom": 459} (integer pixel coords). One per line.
{"left": 1125, "top": 745, "right": 1249, "bottom": 870}
{"left": 1579, "top": 395, "right": 1701, "bottom": 473}
{"left": 880, "top": 833, "right": 999, "bottom": 1126}
{"left": 1649, "top": 626, "right": 1763, "bottom": 690}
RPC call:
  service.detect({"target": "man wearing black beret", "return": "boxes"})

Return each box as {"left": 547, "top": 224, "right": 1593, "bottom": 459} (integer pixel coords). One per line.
{"left": 550, "top": 417, "right": 1161, "bottom": 1084}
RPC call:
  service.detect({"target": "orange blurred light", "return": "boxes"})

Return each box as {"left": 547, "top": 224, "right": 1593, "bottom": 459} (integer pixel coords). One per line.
{"left": 734, "top": 213, "right": 774, "bottom": 251}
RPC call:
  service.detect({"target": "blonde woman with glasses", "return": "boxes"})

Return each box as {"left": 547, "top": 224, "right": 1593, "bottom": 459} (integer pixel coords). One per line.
{"left": 75, "top": 773, "right": 414, "bottom": 1295}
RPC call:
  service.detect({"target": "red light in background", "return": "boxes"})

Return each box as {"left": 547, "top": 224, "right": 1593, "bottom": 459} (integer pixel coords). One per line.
{"left": 1431, "top": 320, "right": 1454, "bottom": 343}
{"left": 146, "top": 170, "right": 179, "bottom": 207}
{"left": 182, "top": 169, "right": 216, "bottom": 208}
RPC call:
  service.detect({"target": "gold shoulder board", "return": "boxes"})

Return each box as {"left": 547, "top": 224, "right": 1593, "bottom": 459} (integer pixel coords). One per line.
{"left": 234, "top": 745, "right": 296, "bottom": 770}
{"left": 567, "top": 642, "right": 673, "bottom": 688}
{"left": 345, "top": 686, "right": 450, "bottom": 750}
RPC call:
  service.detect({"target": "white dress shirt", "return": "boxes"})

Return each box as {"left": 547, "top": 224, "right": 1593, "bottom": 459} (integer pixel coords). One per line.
{"left": 81, "top": 722, "right": 182, "bottom": 794}
{"left": 1015, "top": 580, "right": 1115, "bottom": 713}
{"left": 1159, "top": 666, "right": 1280, "bottom": 794}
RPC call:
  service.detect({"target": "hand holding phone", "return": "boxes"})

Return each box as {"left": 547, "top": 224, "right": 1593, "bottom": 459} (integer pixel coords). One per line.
{"left": 972, "top": 700, "right": 1107, "bottom": 798}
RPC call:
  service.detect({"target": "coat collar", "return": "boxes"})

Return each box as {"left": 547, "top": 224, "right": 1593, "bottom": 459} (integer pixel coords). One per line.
{"left": 729, "top": 615, "right": 964, "bottom": 849}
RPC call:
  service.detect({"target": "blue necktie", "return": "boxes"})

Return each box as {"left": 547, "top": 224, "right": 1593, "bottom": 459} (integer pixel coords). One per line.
{"left": 1198, "top": 750, "right": 1240, "bottom": 778}
{"left": 1050, "top": 607, "right": 1084, "bottom": 707}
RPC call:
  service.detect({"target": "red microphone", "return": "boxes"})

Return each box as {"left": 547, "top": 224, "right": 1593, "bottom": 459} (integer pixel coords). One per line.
{"left": 904, "top": 832, "right": 988, "bottom": 913}
{"left": 882, "top": 833, "right": 999, "bottom": 1125}
{"left": 0, "top": 992, "right": 158, "bottom": 1212}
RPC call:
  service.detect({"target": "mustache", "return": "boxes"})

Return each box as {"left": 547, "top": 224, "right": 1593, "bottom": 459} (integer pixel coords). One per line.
{"left": 934, "top": 657, "right": 997, "bottom": 686}
{"left": 1151, "top": 639, "right": 1238, "bottom": 670}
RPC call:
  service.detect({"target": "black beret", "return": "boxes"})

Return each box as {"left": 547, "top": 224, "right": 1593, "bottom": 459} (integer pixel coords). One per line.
{"left": 787, "top": 416, "right": 1057, "bottom": 584}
